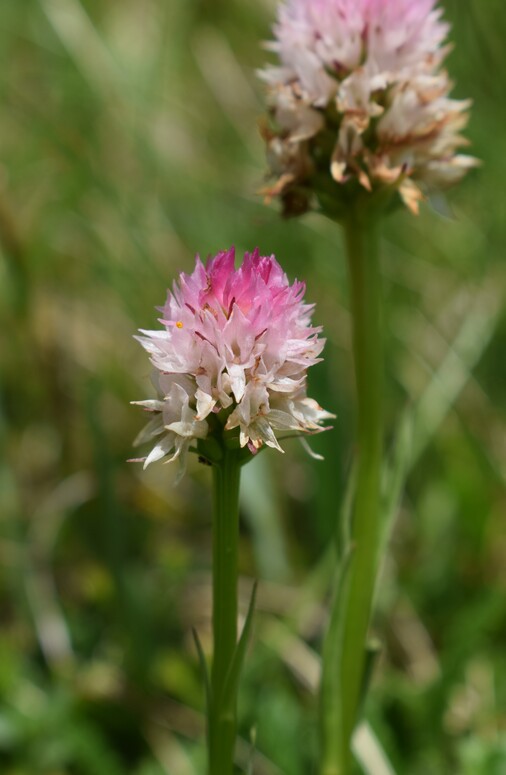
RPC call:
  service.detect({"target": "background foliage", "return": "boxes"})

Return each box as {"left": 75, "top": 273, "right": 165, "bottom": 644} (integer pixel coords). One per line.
{"left": 0, "top": 0, "right": 505, "bottom": 773}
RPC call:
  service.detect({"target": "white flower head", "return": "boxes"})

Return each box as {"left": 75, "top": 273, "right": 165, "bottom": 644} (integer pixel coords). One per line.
{"left": 260, "top": 0, "right": 479, "bottom": 216}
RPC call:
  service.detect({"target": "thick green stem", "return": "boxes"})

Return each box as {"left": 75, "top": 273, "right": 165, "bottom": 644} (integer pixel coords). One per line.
{"left": 342, "top": 206, "right": 383, "bottom": 768}
{"left": 320, "top": 205, "right": 383, "bottom": 775}
{"left": 209, "top": 448, "right": 241, "bottom": 775}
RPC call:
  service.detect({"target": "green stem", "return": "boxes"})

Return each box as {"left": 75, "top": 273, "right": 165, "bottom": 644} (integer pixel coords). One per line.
{"left": 342, "top": 206, "right": 383, "bottom": 768}
{"left": 320, "top": 204, "right": 383, "bottom": 775}
{"left": 209, "top": 448, "right": 241, "bottom": 775}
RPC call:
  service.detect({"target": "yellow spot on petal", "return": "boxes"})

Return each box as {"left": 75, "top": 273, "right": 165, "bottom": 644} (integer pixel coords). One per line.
{"left": 176, "top": 321, "right": 183, "bottom": 329}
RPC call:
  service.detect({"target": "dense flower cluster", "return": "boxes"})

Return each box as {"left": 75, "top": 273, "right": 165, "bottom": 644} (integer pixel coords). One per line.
{"left": 260, "top": 0, "right": 478, "bottom": 216}
{"left": 133, "top": 248, "right": 333, "bottom": 477}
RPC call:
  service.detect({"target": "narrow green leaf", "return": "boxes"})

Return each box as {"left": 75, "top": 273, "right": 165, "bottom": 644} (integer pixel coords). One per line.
{"left": 337, "top": 461, "right": 357, "bottom": 557}
{"left": 411, "top": 284, "right": 500, "bottom": 464}
{"left": 192, "top": 627, "right": 212, "bottom": 714}
{"left": 221, "top": 581, "right": 258, "bottom": 712}
{"left": 245, "top": 726, "right": 258, "bottom": 775}
{"left": 379, "top": 408, "right": 413, "bottom": 562}
{"left": 357, "top": 639, "right": 381, "bottom": 723}
{"left": 378, "top": 281, "right": 501, "bottom": 570}
{"left": 352, "top": 721, "right": 397, "bottom": 775}
{"left": 319, "top": 546, "right": 354, "bottom": 773}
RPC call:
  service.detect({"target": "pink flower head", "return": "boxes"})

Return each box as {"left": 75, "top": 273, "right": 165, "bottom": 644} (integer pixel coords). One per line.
{"left": 260, "top": 0, "right": 478, "bottom": 215}
{"left": 133, "top": 248, "right": 333, "bottom": 477}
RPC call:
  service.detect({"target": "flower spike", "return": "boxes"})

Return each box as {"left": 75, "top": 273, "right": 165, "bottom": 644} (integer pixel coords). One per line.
{"left": 133, "top": 248, "right": 333, "bottom": 475}
{"left": 260, "top": 0, "right": 479, "bottom": 217}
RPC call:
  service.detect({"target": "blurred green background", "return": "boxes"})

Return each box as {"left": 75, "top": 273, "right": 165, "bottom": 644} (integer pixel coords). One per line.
{"left": 0, "top": 1, "right": 505, "bottom": 773}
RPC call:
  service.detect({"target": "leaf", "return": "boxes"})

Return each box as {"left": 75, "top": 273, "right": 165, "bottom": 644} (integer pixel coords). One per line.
{"left": 40, "top": 0, "right": 124, "bottom": 98}
{"left": 221, "top": 581, "right": 258, "bottom": 713}
{"left": 337, "top": 460, "right": 357, "bottom": 557}
{"left": 352, "top": 721, "right": 397, "bottom": 775}
{"left": 410, "top": 282, "right": 500, "bottom": 463}
{"left": 379, "top": 408, "right": 413, "bottom": 562}
{"left": 245, "top": 726, "right": 258, "bottom": 775}
{"left": 319, "top": 546, "right": 354, "bottom": 771}
{"left": 357, "top": 639, "right": 382, "bottom": 723}
{"left": 192, "top": 628, "right": 212, "bottom": 716}
{"left": 241, "top": 455, "right": 291, "bottom": 582}
{"left": 378, "top": 279, "right": 501, "bottom": 571}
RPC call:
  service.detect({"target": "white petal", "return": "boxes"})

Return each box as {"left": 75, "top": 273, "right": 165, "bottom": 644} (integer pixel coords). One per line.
{"left": 228, "top": 364, "right": 246, "bottom": 402}
{"left": 266, "top": 408, "right": 302, "bottom": 431}
{"left": 267, "top": 376, "right": 305, "bottom": 393}
{"left": 163, "top": 435, "right": 188, "bottom": 465}
{"left": 172, "top": 442, "right": 190, "bottom": 485}
{"left": 195, "top": 389, "right": 216, "bottom": 420}
{"left": 133, "top": 416, "right": 164, "bottom": 447}
{"left": 225, "top": 406, "right": 241, "bottom": 432}
{"left": 166, "top": 418, "right": 208, "bottom": 439}
{"left": 143, "top": 434, "right": 175, "bottom": 469}
{"left": 299, "top": 437, "right": 324, "bottom": 461}
{"left": 255, "top": 418, "right": 284, "bottom": 453}
{"left": 131, "top": 400, "right": 165, "bottom": 412}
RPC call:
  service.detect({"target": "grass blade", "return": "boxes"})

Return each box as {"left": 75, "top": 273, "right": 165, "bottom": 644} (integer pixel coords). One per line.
{"left": 221, "top": 581, "right": 258, "bottom": 713}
